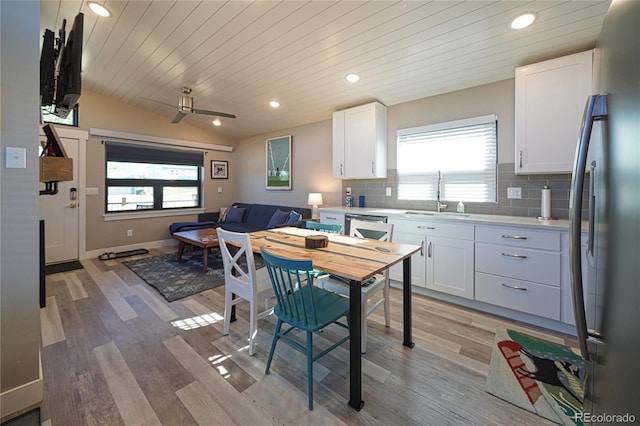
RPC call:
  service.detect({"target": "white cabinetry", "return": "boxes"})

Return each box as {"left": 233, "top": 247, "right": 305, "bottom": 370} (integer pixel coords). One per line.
{"left": 515, "top": 50, "right": 593, "bottom": 174}
{"left": 319, "top": 211, "right": 345, "bottom": 232}
{"left": 332, "top": 102, "right": 387, "bottom": 179}
{"left": 390, "top": 218, "right": 474, "bottom": 299}
{"left": 475, "top": 225, "right": 562, "bottom": 320}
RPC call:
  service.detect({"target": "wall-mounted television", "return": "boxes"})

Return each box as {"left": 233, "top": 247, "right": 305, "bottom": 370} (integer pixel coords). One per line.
{"left": 40, "top": 12, "right": 84, "bottom": 120}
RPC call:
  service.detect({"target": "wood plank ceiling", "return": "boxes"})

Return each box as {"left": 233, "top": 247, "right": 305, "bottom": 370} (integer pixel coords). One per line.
{"left": 40, "top": 1, "right": 611, "bottom": 140}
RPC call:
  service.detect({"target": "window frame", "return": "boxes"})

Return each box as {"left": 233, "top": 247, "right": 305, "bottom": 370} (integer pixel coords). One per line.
{"left": 396, "top": 114, "right": 498, "bottom": 203}
{"left": 104, "top": 141, "right": 204, "bottom": 215}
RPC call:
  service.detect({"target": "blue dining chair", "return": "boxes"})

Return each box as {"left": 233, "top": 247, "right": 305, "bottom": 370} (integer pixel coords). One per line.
{"left": 305, "top": 221, "right": 342, "bottom": 234}
{"left": 260, "top": 247, "right": 350, "bottom": 410}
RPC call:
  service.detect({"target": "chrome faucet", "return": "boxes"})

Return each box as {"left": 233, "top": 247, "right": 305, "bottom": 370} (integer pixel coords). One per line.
{"left": 436, "top": 170, "right": 447, "bottom": 212}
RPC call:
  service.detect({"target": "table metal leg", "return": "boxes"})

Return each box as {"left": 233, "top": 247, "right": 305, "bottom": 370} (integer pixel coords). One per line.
{"left": 348, "top": 279, "right": 364, "bottom": 411}
{"left": 402, "top": 257, "right": 414, "bottom": 348}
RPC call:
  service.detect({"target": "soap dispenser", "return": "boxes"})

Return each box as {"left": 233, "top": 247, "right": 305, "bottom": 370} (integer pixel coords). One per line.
{"left": 457, "top": 201, "right": 465, "bottom": 213}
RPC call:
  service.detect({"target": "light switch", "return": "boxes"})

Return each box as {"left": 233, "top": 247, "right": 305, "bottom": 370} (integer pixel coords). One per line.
{"left": 217, "top": 187, "right": 223, "bottom": 194}
{"left": 385, "top": 187, "right": 392, "bottom": 196}
{"left": 5, "top": 147, "right": 26, "bottom": 169}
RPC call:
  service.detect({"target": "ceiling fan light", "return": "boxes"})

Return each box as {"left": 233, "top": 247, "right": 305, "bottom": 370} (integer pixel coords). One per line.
{"left": 212, "top": 119, "right": 222, "bottom": 126}
{"left": 510, "top": 13, "right": 536, "bottom": 30}
{"left": 269, "top": 100, "right": 280, "bottom": 108}
{"left": 88, "top": 2, "right": 111, "bottom": 17}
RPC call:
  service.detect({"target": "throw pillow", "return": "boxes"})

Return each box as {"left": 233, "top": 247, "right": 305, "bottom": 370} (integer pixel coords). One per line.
{"left": 219, "top": 207, "right": 230, "bottom": 222}
{"left": 225, "top": 207, "right": 246, "bottom": 223}
{"left": 267, "top": 209, "right": 290, "bottom": 228}
{"left": 286, "top": 210, "right": 302, "bottom": 224}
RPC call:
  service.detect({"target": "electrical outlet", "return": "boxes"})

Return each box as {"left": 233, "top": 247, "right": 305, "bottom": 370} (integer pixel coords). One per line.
{"left": 127, "top": 229, "right": 133, "bottom": 237}
{"left": 507, "top": 187, "right": 522, "bottom": 199}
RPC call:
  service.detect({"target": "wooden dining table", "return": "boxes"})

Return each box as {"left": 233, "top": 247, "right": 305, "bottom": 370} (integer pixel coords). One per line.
{"left": 249, "top": 227, "right": 422, "bottom": 410}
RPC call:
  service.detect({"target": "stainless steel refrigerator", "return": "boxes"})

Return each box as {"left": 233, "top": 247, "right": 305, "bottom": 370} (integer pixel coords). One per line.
{"left": 569, "top": 0, "right": 639, "bottom": 423}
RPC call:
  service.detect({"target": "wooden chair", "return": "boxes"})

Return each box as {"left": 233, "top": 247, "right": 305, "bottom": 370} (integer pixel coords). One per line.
{"left": 317, "top": 219, "right": 394, "bottom": 353}
{"left": 217, "top": 228, "right": 275, "bottom": 356}
{"left": 305, "top": 221, "right": 342, "bottom": 234}
{"left": 260, "top": 247, "right": 350, "bottom": 410}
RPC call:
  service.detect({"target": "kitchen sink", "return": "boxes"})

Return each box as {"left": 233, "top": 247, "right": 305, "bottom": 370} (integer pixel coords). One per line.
{"left": 404, "top": 211, "right": 435, "bottom": 216}
{"left": 436, "top": 212, "right": 470, "bottom": 218}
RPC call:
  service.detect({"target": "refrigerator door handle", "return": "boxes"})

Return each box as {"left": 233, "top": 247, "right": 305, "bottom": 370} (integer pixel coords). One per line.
{"left": 569, "top": 94, "right": 607, "bottom": 361}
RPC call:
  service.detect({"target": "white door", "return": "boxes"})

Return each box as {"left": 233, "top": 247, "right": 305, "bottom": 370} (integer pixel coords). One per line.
{"left": 39, "top": 137, "right": 79, "bottom": 264}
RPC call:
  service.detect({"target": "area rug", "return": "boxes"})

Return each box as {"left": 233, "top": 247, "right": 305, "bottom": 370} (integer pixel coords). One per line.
{"left": 123, "top": 252, "right": 263, "bottom": 302}
{"left": 486, "top": 328, "right": 590, "bottom": 425}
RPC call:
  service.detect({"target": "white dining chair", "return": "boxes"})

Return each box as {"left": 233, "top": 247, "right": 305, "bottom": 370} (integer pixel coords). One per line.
{"left": 217, "top": 228, "right": 275, "bottom": 356}
{"left": 316, "top": 219, "right": 394, "bottom": 352}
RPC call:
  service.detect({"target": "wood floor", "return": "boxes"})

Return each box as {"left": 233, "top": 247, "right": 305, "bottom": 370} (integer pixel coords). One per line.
{"left": 40, "top": 248, "right": 577, "bottom": 425}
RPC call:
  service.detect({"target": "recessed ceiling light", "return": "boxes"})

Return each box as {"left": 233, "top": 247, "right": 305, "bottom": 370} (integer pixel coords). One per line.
{"left": 346, "top": 73, "right": 360, "bottom": 83}
{"left": 212, "top": 119, "right": 221, "bottom": 126}
{"left": 269, "top": 100, "right": 280, "bottom": 108}
{"left": 510, "top": 13, "right": 536, "bottom": 30}
{"left": 88, "top": 2, "right": 111, "bottom": 17}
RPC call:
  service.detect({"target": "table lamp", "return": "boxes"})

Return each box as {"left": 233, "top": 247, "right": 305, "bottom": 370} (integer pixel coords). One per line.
{"left": 308, "top": 192, "right": 323, "bottom": 220}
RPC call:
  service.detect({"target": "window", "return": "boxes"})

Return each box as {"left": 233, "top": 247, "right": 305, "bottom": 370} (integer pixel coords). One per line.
{"left": 397, "top": 115, "right": 497, "bottom": 203}
{"left": 105, "top": 142, "right": 203, "bottom": 213}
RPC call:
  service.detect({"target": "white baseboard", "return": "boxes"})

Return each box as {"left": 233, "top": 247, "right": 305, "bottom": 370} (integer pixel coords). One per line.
{"left": 82, "top": 238, "right": 178, "bottom": 260}
{"left": 0, "top": 351, "right": 43, "bottom": 419}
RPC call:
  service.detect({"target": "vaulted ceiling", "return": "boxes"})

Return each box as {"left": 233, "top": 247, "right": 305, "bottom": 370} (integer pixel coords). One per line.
{"left": 40, "top": 1, "right": 610, "bottom": 140}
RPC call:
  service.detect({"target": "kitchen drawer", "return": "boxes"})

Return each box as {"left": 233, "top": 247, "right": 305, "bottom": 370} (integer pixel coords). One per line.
{"left": 390, "top": 218, "right": 474, "bottom": 240}
{"left": 475, "top": 243, "right": 561, "bottom": 286}
{"left": 475, "top": 225, "right": 560, "bottom": 251}
{"left": 475, "top": 272, "right": 560, "bottom": 320}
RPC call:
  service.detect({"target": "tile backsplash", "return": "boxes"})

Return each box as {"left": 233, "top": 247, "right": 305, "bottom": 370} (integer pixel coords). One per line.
{"left": 342, "top": 163, "right": 589, "bottom": 220}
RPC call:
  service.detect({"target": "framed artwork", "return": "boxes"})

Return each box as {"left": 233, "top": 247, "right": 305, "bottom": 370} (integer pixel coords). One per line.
{"left": 211, "top": 160, "right": 228, "bottom": 179}
{"left": 266, "top": 135, "right": 291, "bottom": 190}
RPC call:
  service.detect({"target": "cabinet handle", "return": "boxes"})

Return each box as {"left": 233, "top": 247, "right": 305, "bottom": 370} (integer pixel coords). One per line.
{"left": 417, "top": 225, "right": 436, "bottom": 230}
{"left": 326, "top": 216, "right": 337, "bottom": 220}
{"left": 501, "top": 234, "right": 527, "bottom": 240}
{"left": 519, "top": 150, "right": 523, "bottom": 168}
{"left": 420, "top": 240, "right": 424, "bottom": 256}
{"left": 502, "top": 283, "right": 528, "bottom": 291}
{"left": 427, "top": 241, "right": 432, "bottom": 258}
{"left": 501, "top": 252, "right": 527, "bottom": 259}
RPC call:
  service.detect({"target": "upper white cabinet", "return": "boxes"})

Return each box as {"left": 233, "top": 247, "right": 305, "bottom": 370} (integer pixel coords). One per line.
{"left": 332, "top": 101, "right": 387, "bottom": 179}
{"left": 515, "top": 50, "right": 593, "bottom": 174}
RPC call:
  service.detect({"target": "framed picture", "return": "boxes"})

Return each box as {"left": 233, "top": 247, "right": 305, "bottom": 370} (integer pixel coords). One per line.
{"left": 266, "top": 135, "right": 291, "bottom": 190}
{"left": 211, "top": 160, "right": 228, "bottom": 179}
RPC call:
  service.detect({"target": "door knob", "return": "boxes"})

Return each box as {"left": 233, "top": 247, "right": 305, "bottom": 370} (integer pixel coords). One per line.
{"left": 67, "top": 203, "right": 77, "bottom": 208}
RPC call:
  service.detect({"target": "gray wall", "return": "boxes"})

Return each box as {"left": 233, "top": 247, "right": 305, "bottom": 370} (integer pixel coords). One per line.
{"left": 0, "top": 0, "right": 42, "bottom": 416}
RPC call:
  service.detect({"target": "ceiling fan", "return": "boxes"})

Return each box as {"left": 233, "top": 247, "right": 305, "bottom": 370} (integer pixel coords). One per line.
{"left": 143, "top": 86, "right": 236, "bottom": 124}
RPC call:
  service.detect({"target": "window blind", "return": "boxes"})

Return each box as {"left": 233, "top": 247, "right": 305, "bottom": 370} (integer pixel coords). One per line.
{"left": 397, "top": 115, "right": 497, "bottom": 203}
{"left": 105, "top": 141, "right": 203, "bottom": 166}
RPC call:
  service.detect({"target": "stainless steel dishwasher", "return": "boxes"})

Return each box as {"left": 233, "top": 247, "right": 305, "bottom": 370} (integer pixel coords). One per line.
{"left": 344, "top": 213, "right": 388, "bottom": 238}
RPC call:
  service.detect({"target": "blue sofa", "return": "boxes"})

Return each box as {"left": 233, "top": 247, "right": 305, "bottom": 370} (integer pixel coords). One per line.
{"left": 169, "top": 203, "right": 311, "bottom": 235}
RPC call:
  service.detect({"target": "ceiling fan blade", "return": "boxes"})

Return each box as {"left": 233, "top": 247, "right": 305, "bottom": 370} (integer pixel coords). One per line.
{"left": 140, "top": 97, "right": 176, "bottom": 109}
{"left": 172, "top": 111, "right": 187, "bottom": 123}
{"left": 193, "top": 108, "right": 236, "bottom": 119}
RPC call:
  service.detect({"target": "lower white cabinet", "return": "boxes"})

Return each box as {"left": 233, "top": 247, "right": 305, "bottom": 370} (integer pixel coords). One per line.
{"left": 475, "top": 272, "right": 561, "bottom": 320}
{"left": 474, "top": 225, "right": 562, "bottom": 320}
{"left": 389, "top": 218, "right": 474, "bottom": 299}
{"left": 427, "top": 236, "right": 474, "bottom": 299}
{"left": 319, "top": 211, "right": 345, "bottom": 232}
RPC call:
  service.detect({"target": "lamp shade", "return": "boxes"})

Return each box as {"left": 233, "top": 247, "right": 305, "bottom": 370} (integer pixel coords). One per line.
{"left": 307, "top": 193, "right": 323, "bottom": 206}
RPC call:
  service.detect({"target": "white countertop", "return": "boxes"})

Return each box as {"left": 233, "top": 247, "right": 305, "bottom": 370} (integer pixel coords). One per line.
{"left": 319, "top": 206, "right": 583, "bottom": 232}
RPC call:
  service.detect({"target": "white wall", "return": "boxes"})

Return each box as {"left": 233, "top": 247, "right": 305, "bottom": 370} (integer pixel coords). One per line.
{"left": 0, "top": 1, "right": 43, "bottom": 418}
